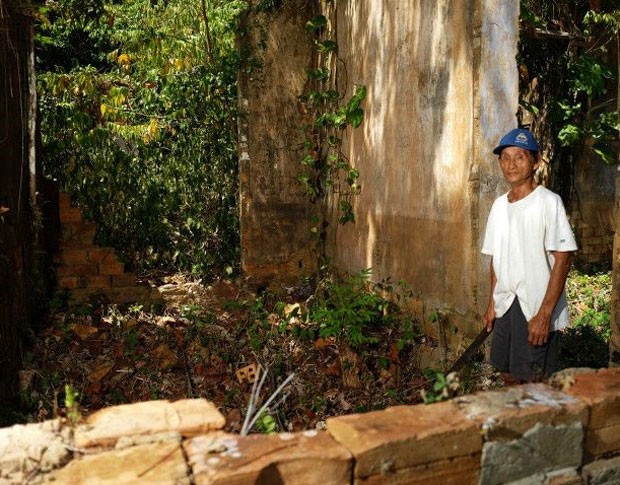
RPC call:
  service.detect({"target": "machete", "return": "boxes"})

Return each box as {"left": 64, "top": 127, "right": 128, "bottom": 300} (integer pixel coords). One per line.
{"left": 446, "top": 326, "right": 492, "bottom": 374}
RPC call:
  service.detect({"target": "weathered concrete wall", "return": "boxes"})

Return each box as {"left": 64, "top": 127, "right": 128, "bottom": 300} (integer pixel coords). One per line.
{"left": 0, "top": 6, "right": 35, "bottom": 404}
{"left": 326, "top": 1, "right": 519, "bottom": 346}
{"left": 4, "top": 368, "right": 620, "bottom": 483}
{"left": 238, "top": 1, "right": 320, "bottom": 286}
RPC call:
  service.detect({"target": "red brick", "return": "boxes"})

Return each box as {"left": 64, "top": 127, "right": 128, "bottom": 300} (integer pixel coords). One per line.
{"left": 112, "top": 273, "right": 136, "bottom": 287}
{"left": 56, "top": 264, "right": 98, "bottom": 277}
{"left": 87, "top": 248, "right": 116, "bottom": 264}
{"left": 564, "top": 368, "right": 620, "bottom": 429}
{"left": 585, "top": 423, "right": 620, "bottom": 457}
{"left": 60, "top": 206, "right": 82, "bottom": 223}
{"left": 58, "top": 249, "right": 89, "bottom": 265}
{"left": 59, "top": 193, "right": 72, "bottom": 211}
{"left": 85, "top": 276, "right": 112, "bottom": 289}
{"left": 58, "top": 276, "right": 83, "bottom": 289}
{"left": 61, "top": 222, "right": 96, "bottom": 244}
{"left": 99, "top": 262, "right": 125, "bottom": 276}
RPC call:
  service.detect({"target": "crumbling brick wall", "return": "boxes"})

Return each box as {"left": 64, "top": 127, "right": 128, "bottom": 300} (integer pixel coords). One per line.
{"left": 53, "top": 193, "right": 150, "bottom": 303}
{"left": 2, "top": 367, "right": 620, "bottom": 483}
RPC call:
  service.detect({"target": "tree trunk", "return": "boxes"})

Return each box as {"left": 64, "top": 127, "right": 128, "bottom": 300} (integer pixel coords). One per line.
{"left": 610, "top": 34, "right": 620, "bottom": 367}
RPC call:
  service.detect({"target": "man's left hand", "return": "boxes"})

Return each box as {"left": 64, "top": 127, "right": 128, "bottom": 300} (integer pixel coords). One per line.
{"left": 528, "top": 313, "right": 551, "bottom": 346}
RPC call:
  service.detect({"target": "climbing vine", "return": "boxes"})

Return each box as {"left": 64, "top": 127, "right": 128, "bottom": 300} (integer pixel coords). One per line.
{"left": 298, "top": 9, "right": 366, "bottom": 231}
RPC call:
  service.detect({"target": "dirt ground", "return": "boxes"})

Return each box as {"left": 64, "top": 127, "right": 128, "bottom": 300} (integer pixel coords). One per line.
{"left": 17, "top": 274, "right": 501, "bottom": 433}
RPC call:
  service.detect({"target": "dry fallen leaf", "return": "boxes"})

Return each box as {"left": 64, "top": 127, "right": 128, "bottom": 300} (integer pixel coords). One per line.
{"left": 88, "top": 362, "right": 115, "bottom": 383}
{"left": 70, "top": 323, "right": 98, "bottom": 341}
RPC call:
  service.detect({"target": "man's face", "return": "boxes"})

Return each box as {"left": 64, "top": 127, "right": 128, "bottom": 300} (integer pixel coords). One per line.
{"left": 498, "top": 146, "right": 538, "bottom": 186}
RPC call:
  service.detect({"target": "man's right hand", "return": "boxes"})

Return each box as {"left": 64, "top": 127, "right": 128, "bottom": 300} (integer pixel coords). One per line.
{"left": 483, "top": 304, "right": 495, "bottom": 332}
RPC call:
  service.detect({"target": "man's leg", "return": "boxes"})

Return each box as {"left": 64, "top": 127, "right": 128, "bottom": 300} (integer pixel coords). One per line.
{"left": 509, "top": 299, "right": 557, "bottom": 382}
{"left": 490, "top": 300, "right": 515, "bottom": 385}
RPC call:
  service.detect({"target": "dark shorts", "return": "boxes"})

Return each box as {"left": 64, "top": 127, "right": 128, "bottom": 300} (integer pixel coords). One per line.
{"left": 490, "top": 298, "right": 558, "bottom": 382}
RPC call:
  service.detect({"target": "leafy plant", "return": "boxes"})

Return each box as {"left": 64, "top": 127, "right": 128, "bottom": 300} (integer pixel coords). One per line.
{"left": 254, "top": 411, "right": 278, "bottom": 434}
{"left": 64, "top": 383, "right": 80, "bottom": 425}
{"left": 36, "top": 0, "right": 244, "bottom": 277}
{"left": 559, "top": 270, "right": 611, "bottom": 368}
{"left": 308, "top": 269, "right": 388, "bottom": 348}
{"left": 420, "top": 369, "right": 460, "bottom": 404}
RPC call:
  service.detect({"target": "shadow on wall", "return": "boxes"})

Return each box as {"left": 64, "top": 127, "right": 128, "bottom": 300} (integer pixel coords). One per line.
{"left": 334, "top": 2, "right": 474, "bottom": 307}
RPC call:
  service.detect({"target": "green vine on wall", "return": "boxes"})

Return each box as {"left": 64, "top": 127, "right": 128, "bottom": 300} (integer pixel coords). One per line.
{"left": 298, "top": 11, "right": 366, "bottom": 229}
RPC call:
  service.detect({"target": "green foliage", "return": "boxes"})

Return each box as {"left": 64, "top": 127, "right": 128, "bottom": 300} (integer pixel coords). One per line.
{"left": 64, "top": 383, "right": 80, "bottom": 425}
{"left": 36, "top": 0, "right": 244, "bottom": 277}
{"left": 520, "top": 1, "right": 619, "bottom": 167}
{"left": 420, "top": 369, "right": 460, "bottom": 404}
{"left": 254, "top": 411, "right": 278, "bottom": 434}
{"left": 559, "top": 270, "right": 611, "bottom": 369}
{"left": 308, "top": 270, "right": 388, "bottom": 348}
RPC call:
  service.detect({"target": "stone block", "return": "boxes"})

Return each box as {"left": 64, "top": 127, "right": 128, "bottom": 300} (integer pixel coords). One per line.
{"left": 88, "top": 247, "right": 116, "bottom": 264}
{"left": 563, "top": 368, "right": 620, "bottom": 429}
{"left": 582, "top": 455, "right": 620, "bottom": 485}
{"left": 0, "top": 419, "right": 71, "bottom": 483}
{"left": 60, "top": 206, "right": 82, "bottom": 223}
{"left": 479, "top": 422, "right": 583, "bottom": 485}
{"left": 85, "top": 275, "right": 112, "bottom": 289}
{"left": 112, "top": 273, "right": 137, "bottom": 287}
{"left": 74, "top": 399, "right": 225, "bottom": 448}
{"left": 62, "top": 222, "right": 97, "bottom": 245}
{"left": 59, "top": 193, "right": 72, "bottom": 211}
{"left": 184, "top": 430, "right": 352, "bottom": 485}
{"left": 326, "top": 401, "right": 481, "bottom": 479}
{"left": 59, "top": 248, "right": 90, "bottom": 265}
{"left": 43, "top": 441, "right": 189, "bottom": 484}
{"left": 58, "top": 276, "right": 83, "bottom": 289}
{"left": 584, "top": 422, "right": 620, "bottom": 458}
{"left": 98, "top": 261, "right": 126, "bottom": 276}
{"left": 56, "top": 263, "right": 98, "bottom": 277}
{"left": 357, "top": 454, "right": 480, "bottom": 484}
{"left": 456, "top": 383, "right": 588, "bottom": 439}
{"left": 544, "top": 468, "right": 583, "bottom": 485}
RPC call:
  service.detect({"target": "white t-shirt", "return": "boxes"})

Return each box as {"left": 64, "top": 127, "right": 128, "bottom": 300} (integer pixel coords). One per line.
{"left": 481, "top": 186, "right": 578, "bottom": 331}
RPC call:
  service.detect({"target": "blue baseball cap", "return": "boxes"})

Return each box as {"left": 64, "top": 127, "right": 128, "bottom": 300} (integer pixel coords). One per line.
{"left": 493, "top": 128, "right": 540, "bottom": 155}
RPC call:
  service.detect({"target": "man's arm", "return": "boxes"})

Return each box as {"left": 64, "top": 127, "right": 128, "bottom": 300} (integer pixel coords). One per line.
{"left": 483, "top": 258, "right": 496, "bottom": 332}
{"left": 528, "top": 251, "right": 572, "bottom": 346}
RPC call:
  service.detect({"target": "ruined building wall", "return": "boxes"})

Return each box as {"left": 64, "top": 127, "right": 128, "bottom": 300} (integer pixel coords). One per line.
{"left": 0, "top": 6, "right": 35, "bottom": 403}
{"left": 239, "top": 1, "right": 520, "bottom": 357}
{"left": 237, "top": 1, "right": 320, "bottom": 286}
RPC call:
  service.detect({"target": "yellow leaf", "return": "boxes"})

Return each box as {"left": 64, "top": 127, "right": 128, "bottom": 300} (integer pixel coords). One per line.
{"left": 117, "top": 53, "right": 131, "bottom": 66}
{"left": 147, "top": 118, "right": 159, "bottom": 141}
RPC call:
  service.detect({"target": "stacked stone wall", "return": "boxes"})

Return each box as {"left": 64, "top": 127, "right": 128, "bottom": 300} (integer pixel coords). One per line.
{"left": 2, "top": 368, "right": 620, "bottom": 483}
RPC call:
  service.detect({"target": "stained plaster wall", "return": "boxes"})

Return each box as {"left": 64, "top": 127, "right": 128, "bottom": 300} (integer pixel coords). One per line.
{"left": 239, "top": 1, "right": 521, "bottom": 357}
{"left": 326, "top": 1, "right": 519, "bottom": 345}
{"left": 237, "top": 0, "right": 320, "bottom": 286}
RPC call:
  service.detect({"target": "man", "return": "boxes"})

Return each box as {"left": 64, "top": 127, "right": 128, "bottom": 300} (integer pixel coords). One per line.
{"left": 482, "top": 128, "right": 577, "bottom": 383}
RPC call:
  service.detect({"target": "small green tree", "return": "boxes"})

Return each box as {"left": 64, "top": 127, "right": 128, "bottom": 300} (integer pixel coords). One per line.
{"left": 37, "top": 0, "right": 246, "bottom": 276}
